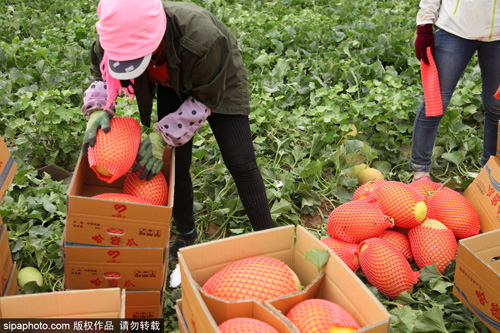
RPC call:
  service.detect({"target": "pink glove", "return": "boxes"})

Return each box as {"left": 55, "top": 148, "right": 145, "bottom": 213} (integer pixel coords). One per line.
{"left": 153, "top": 97, "right": 211, "bottom": 147}
{"left": 415, "top": 24, "right": 434, "bottom": 65}
{"left": 81, "top": 81, "right": 115, "bottom": 117}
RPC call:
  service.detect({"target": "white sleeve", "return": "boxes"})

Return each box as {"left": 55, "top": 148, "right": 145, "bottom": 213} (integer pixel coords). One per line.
{"left": 416, "top": 0, "right": 442, "bottom": 25}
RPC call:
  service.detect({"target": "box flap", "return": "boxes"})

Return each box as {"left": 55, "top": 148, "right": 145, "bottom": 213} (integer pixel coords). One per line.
{"left": 0, "top": 288, "right": 123, "bottom": 318}
{"left": 0, "top": 136, "right": 17, "bottom": 201}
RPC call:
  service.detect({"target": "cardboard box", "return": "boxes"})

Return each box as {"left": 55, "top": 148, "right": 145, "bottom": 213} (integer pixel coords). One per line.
{"left": 453, "top": 229, "right": 500, "bottom": 332}
{"left": 179, "top": 225, "right": 390, "bottom": 332}
{"left": 0, "top": 263, "right": 19, "bottom": 318}
{"left": 0, "top": 288, "right": 125, "bottom": 318}
{"left": 0, "top": 225, "right": 13, "bottom": 294}
{"left": 63, "top": 242, "right": 167, "bottom": 291}
{"left": 464, "top": 121, "right": 500, "bottom": 233}
{"left": 2, "top": 262, "right": 19, "bottom": 297}
{"left": 65, "top": 150, "right": 174, "bottom": 248}
{"left": 464, "top": 156, "right": 500, "bottom": 233}
{"left": 125, "top": 290, "right": 164, "bottom": 319}
{"left": 0, "top": 136, "right": 17, "bottom": 202}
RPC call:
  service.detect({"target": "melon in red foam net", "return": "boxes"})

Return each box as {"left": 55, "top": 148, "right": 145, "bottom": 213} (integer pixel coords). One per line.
{"left": 408, "top": 219, "right": 457, "bottom": 273}
{"left": 408, "top": 178, "right": 442, "bottom": 199}
{"left": 327, "top": 196, "right": 392, "bottom": 244}
{"left": 426, "top": 187, "right": 480, "bottom": 239}
{"left": 286, "top": 298, "right": 361, "bottom": 332}
{"left": 320, "top": 237, "right": 360, "bottom": 272}
{"left": 378, "top": 229, "right": 413, "bottom": 262}
{"left": 87, "top": 116, "right": 142, "bottom": 184}
{"left": 352, "top": 180, "right": 387, "bottom": 200}
{"left": 357, "top": 238, "right": 419, "bottom": 299}
{"left": 202, "top": 256, "right": 301, "bottom": 302}
{"left": 374, "top": 181, "right": 427, "bottom": 228}
{"left": 92, "top": 192, "right": 152, "bottom": 205}
{"left": 123, "top": 169, "right": 168, "bottom": 206}
{"left": 218, "top": 317, "right": 279, "bottom": 333}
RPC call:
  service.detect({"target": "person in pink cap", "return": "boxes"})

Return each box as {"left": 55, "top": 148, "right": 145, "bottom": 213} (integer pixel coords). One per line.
{"left": 81, "top": 0, "right": 274, "bottom": 264}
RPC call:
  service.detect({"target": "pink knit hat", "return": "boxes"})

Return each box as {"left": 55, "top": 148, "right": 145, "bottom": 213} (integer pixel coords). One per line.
{"left": 96, "top": 0, "right": 166, "bottom": 80}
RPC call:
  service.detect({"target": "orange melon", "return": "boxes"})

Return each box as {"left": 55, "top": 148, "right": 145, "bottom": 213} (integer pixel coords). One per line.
{"left": 88, "top": 117, "right": 141, "bottom": 184}
{"left": 320, "top": 237, "right": 360, "bottom": 273}
{"left": 378, "top": 230, "right": 413, "bottom": 262}
{"left": 123, "top": 169, "right": 168, "bottom": 206}
{"left": 218, "top": 317, "right": 279, "bottom": 333}
{"left": 357, "top": 238, "right": 419, "bottom": 299}
{"left": 286, "top": 299, "right": 361, "bottom": 333}
{"left": 426, "top": 187, "right": 480, "bottom": 239}
{"left": 352, "top": 180, "right": 387, "bottom": 200}
{"left": 374, "top": 181, "right": 427, "bottom": 228}
{"left": 327, "top": 196, "right": 393, "bottom": 244}
{"left": 202, "top": 256, "right": 301, "bottom": 302}
{"left": 408, "top": 219, "right": 457, "bottom": 273}
{"left": 408, "top": 178, "right": 442, "bottom": 199}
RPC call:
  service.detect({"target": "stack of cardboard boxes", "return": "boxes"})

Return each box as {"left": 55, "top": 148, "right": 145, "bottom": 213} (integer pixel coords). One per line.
{"left": 0, "top": 136, "right": 19, "bottom": 307}
{"left": 175, "top": 225, "right": 391, "bottom": 332}
{"left": 0, "top": 136, "right": 126, "bottom": 320}
{"left": 452, "top": 122, "right": 500, "bottom": 333}
{"left": 61, "top": 149, "right": 175, "bottom": 319}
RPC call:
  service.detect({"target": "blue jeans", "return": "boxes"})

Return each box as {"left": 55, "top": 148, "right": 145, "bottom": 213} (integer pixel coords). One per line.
{"left": 410, "top": 28, "right": 500, "bottom": 172}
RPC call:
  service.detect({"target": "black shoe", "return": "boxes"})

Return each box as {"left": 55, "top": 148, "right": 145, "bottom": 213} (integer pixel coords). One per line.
{"left": 169, "top": 230, "right": 198, "bottom": 265}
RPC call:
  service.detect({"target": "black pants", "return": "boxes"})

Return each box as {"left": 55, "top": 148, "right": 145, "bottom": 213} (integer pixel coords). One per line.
{"left": 157, "top": 87, "right": 273, "bottom": 234}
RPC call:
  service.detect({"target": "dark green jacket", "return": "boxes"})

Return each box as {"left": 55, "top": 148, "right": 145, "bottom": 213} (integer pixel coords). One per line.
{"left": 90, "top": 1, "right": 250, "bottom": 127}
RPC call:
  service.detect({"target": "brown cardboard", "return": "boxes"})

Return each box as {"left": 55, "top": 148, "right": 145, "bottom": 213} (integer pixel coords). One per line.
{"left": 63, "top": 243, "right": 167, "bottom": 291}
{"left": 453, "top": 229, "right": 500, "bottom": 333}
{"left": 125, "top": 290, "right": 164, "bottom": 319}
{"left": 0, "top": 263, "right": 19, "bottom": 319}
{"left": 0, "top": 288, "right": 125, "bottom": 319}
{"left": 463, "top": 156, "right": 500, "bottom": 233}
{"left": 0, "top": 136, "right": 17, "bottom": 202}
{"left": 2, "top": 262, "right": 19, "bottom": 297}
{"left": 0, "top": 225, "right": 13, "bottom": 294}
{"left": 175, "top": 299, "right": 188, "bottom": 333}
{"left": 65, "top": 150, "right": 174, "bottom": 248}
{"left": 179, "top": 225, "right": 390, "bottom": 332}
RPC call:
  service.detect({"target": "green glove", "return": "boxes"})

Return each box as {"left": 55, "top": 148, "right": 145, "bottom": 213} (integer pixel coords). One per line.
{"left": 133, "top": 132, "right": 167, "bottom": 181}
{"left": 82, "top": 111, "right": 111, "bottom": 156}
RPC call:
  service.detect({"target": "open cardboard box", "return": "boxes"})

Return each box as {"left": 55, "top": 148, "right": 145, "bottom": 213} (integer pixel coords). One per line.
{"left": 0, "top": 225, "right": 13, "bottom": 294}
{"left": 62, "top": 241, "right": 167, "bottom": 291}
{"left": 0, "top": 288, "right": 125, "bottom": 318}
{"left": 463, "top": 121, "right": 500, "bottom": 233}
{"left": 178, "top": 225, "right": 390, "bottom": 332}
{"left": 0, "top": 136, "right": 17, "bottom": 202}
{"left": 453, "top": 229, "right": 500, "bottom": 332}
{"left": 125, "top": 289, "right": 165, "bottom": 319}
{"left": 65, "top": 150, "right": 174, "bottom": 248}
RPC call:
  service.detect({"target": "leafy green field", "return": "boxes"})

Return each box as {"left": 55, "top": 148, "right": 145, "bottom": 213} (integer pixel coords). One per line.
{"left": 0, "top": 0, "right": 490, "bottom": 332}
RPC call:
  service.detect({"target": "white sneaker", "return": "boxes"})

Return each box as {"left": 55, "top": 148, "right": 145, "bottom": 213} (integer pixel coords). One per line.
{"left": 413, "top": 172, "right": 431, "bottom": 182}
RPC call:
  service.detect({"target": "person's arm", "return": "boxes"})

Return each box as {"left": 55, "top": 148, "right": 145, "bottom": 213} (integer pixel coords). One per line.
{"left": 415, "top": 0, "right": 441, "bottom": 64}
{"left": 188, "top": 35, "right": 231, "bottom": 110}
{"left": 153, "top": 97, "right": 211, "bottom": 147}
{"left": 416, "top": 0, "right": 441, "bottom": 25}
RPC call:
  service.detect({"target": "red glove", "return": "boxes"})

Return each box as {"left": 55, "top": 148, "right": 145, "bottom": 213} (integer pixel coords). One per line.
{"left": 415, "top": 24, "right": 434, "bottom": 65}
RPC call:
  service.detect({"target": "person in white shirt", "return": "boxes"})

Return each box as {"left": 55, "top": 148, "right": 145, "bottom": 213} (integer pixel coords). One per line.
{"left": 411, "top": 0, "right": 500, "bottom": 180}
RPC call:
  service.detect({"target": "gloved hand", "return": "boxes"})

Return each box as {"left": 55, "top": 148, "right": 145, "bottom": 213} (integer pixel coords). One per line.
{"left": 133, "top": 132, "right": 168, "bottom": 181}
{"left": 415, "top": 24, "right": 434, "bottom": 65}
{"left": 82, "top": 110, "right": 111, "bottom": 156}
